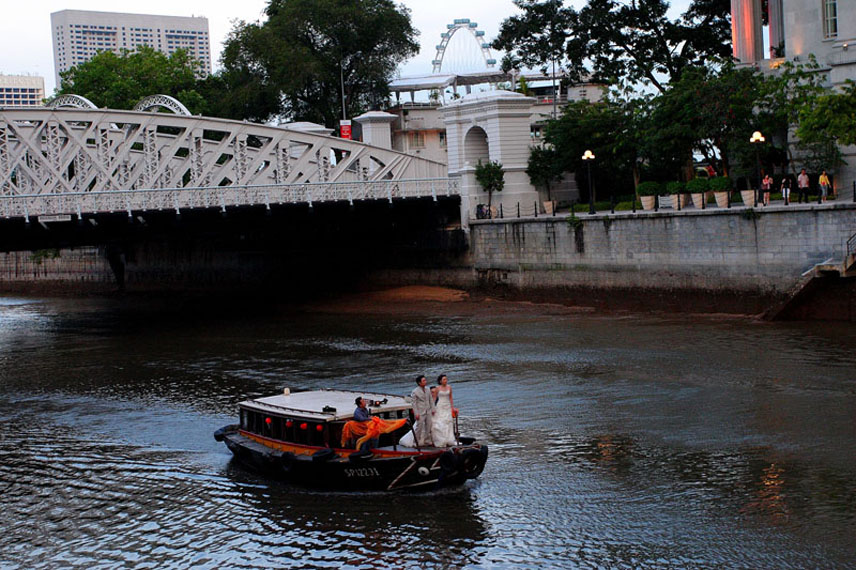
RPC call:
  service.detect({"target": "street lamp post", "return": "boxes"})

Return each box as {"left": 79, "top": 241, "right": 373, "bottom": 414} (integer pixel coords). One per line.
{"left": 582, "top": 150, "right": 595, "bottom": 214}
{"left": 749, "top": 131, "right": 765, "bottom": 207}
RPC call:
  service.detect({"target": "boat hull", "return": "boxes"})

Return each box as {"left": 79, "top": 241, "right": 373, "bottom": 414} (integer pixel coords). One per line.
{"left": 216, "top": 425, "right": 488, "bottom": 491}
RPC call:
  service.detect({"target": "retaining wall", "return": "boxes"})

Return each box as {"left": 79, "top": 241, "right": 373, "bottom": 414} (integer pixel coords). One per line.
{"left": 468, "top": 203, "right": 856, "bottom": 312}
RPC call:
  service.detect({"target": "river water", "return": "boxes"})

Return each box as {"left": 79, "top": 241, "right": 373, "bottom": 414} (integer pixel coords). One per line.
{"left": 0, "top": 294, "right": 855, "bottom": 569}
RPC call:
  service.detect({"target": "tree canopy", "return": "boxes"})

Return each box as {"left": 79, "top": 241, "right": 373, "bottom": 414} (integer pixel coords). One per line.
{"left": 217, "top": 0, "right": 419, "bottom": 126}
{"left": 494, "top": 0, "right": 732, "bottom": 94}
{"left": 56, "top": 46, "right": 205, "bottom": 113}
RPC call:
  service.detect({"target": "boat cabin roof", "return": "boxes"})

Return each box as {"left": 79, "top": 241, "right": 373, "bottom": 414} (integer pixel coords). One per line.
{"left": 239, "top": 388, "right": 412, "bottom": 422}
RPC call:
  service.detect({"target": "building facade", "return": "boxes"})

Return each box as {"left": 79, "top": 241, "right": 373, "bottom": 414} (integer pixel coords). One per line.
{"left": 0, "top": 75, "right": 45, "bottom": 107}
{"left": 50, "top": 10, "right": 211, "bottom": 86}
{"left": 731, "top": 0, "right": 855, "bottom": 191}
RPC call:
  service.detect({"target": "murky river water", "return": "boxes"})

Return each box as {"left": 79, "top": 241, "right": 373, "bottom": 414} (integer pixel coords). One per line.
{"left": 0, "top": 295, "right": 855, "bottom": 569}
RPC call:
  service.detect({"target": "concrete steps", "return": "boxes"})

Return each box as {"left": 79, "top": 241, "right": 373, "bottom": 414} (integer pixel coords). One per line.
{"left": 763, "top": 257, "right": 851, "bottom": 320}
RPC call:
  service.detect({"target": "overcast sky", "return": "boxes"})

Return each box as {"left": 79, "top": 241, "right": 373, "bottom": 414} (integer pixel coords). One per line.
{"left": 0, "top": 0, "right": 691, "bottom": 95}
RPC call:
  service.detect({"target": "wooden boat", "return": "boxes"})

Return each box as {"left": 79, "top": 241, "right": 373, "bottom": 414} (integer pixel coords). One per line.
{"left": 214, "top": 388, "right": 488, "bottom": 491}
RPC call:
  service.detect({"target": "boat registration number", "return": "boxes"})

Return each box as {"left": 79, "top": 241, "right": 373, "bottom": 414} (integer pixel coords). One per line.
{"left": 344, "top": 467, "right": 380, "bottom": 478}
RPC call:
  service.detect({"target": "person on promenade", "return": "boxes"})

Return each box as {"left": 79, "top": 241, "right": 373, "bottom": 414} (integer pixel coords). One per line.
{"left": 780, "top": 175, "right": 792, "bottom": 205}
{"left": 797, "top": 169, "right": 810, "bottom": 203}
{"left": 819, "top": 170, "right": 831, "bottom": 203}
{"left": 410, "top": 375, "right": 435, "bottom": 446}
{"left": 761, "top": 173, "right": 773, "bottom": 206}
{"left": 431, "top": 374, "right": 458, "bottom": 447}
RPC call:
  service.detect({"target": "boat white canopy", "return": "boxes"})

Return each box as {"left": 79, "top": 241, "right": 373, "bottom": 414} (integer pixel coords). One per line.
{"left": 240, "top": 389, "right": 412, "bottom": 422}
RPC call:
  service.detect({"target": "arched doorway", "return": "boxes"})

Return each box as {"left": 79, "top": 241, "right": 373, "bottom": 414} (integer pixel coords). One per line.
{"left": 463, "top": 126, "right": 489, "bottom": 167}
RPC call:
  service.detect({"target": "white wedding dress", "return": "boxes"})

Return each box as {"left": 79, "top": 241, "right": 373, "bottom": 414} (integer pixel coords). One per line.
{"left": 432, "top": 389, "right": 457, "bottom": 447}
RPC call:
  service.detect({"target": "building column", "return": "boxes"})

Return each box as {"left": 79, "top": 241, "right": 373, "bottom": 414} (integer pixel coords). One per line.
{"left": 768, "top": 0, "right": 785, "bottom": 58}
{"left": 731, "top": 0, "right": 764, "bottom": 63}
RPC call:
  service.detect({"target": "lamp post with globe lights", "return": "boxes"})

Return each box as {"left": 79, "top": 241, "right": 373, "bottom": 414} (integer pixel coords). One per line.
{"left": 582, "top": 150, "right": 595, "bottom": 214}
{"left": 749, "top": 131, "right": 765, "bottom": 207}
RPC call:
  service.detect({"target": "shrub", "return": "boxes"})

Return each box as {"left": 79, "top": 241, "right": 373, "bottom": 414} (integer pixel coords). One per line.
{"left": 666, "top": 181, "right": 685, "bottom": 195}
{"left": 685, "top": 178, "right": 709, "bottom": 194}
{"left": 636, "top": 181, "right": 662, "bottom": 196}
{"left": 708, "top": 176, "right": 733, "bottom": 192}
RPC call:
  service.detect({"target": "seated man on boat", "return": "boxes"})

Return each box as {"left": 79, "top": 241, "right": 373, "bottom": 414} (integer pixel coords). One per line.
{"left": 342, "top": 397, "right": 408, "bottom": 451}
{"left": 353, "top": 396, "right": 371, "bottom": 422}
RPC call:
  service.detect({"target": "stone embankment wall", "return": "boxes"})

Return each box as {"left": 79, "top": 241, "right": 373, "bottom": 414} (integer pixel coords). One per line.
{"left": 468, "top": 203, "right": 856, "bottom": 314}
{"left": 0, "top": 247, "right": 114, "bottom": 293}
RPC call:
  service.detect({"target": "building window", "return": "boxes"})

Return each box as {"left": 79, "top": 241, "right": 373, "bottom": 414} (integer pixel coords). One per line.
{"left": 823, "top": 0, "right": 838, "bottom": 39}
{"left": 408, "top": 132, "right": 425, "bottom": 149}
{"left": 439, "top": 131, "right": 447, "bottom": 148}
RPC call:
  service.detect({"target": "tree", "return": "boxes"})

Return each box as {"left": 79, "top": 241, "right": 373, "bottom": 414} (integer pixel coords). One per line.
{"left": 493, "top": 0, "right": 578, "bottom": 116}
{"left": 756, "top": 56, "right": 840, "bottom": 175}
{"left": 56, "top": 46, "right": 205, "bottom": 113}
{"left": 218, "top": 0, "right": 419, "bottom": 126}
{"left": 653, "top": 63, "right": 764, "bottom": 178}
{"left": 566, "top": 0, "right": 732, "bottom": 93}
{"left": 797, "top": 80, "right": 856, "bottom": 147}
{"left": 545, "top": 99, "right": 642, "bottom": 200}
{"left": 527, "top": 146, "right": 564, "bottom": 200}
{"left": 474, "top": 160, "right": 505, "bottom": 211}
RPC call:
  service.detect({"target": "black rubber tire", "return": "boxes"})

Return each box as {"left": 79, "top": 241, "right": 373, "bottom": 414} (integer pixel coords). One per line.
{"left": 348, "top": 449, "right": 374, "bottom": 462}
{"left": 460, "top": 448, "right": 485, "bottom": 478}
{"left": 312, "top": 448, "right": 336, "bottom": 462}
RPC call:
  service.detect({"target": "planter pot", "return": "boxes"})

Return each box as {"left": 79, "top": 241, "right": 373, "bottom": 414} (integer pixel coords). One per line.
{"left": 714, "top": 191, "right": 729, "bottom": 208}
{"left": 691, "top": 193, "right": 704, "bottom": 208}
{"left": 640, "top": 195, "right": 656, "bottom": 210}
{"left": 740, "top": 189, "right": 757, "bottom": 206}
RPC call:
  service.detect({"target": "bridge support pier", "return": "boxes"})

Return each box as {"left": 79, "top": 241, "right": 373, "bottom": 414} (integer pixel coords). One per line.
{"left": 105, "top": 244, "right": 126, "bottom": 292}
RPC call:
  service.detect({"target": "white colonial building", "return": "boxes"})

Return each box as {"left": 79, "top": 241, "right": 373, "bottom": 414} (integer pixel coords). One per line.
{"left": 732, "top": 0, "right": 855, "bottom": 191}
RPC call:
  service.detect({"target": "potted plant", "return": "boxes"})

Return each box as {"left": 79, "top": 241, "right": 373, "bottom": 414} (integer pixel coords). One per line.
{"left": 708, "top": 176, "right": 732, "bottom": 208}
{"left": 686, "top": 177, "right": 709, "bottom": 208}
{"left": 738, "top": 178, "right": 758, "bottom": 207}
{"left": 666, "top": 181, "right": 687, "bottom": 209}
{"left": 636, "top": 181, "right": 662, "bottom": 211}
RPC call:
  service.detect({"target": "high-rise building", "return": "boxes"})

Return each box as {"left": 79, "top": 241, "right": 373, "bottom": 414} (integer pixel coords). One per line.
{"left": 0, "top": 75, "right": 45, "bottom": 108}
{"left": 50, "top": 10, "right": 211, "bottom": 87}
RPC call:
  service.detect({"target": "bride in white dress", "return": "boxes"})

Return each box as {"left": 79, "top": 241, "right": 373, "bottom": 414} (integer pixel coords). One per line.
{"left": 431, "top": 374, "right": 458, "bottom": 447}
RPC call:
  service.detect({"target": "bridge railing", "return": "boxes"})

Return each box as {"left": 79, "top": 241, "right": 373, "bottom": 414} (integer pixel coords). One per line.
{"left": 0, "top": 178, "right": 460, "bottom": 221}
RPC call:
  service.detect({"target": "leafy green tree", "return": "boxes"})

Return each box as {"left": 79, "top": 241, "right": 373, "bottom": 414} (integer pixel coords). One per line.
{"left": 545, "top": 99, "right": 643, "bottom": 200}
{"left": 526, "top": 146, "right": 563, "bottom": 200}
{"left": 756, "top": 56, "right": 841, "bottom": 176}
{"left": 797, "top": 80, "right": 856, "bottom": 147}
{"left": 218, "top": 0, "right": 419, "bottom": 126}
{"left": 56, "top": 46, "right": 205, "bottom": 113}
{"left": 653, "top": 63, "right": 764, "bottom": 178}
{"left": 566, "top": 0, "right": 731, "bottom": 93}
{"left": 493, "top": 0, "right": 578, "bottom": 114}
{"left": 474, "top": 160, "right": 505, "bottom": 210}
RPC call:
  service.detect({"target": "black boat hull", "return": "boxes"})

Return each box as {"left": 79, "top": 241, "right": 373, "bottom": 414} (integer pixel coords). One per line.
{"left": 217, "top": 426, "right": 488, "bottom": 491}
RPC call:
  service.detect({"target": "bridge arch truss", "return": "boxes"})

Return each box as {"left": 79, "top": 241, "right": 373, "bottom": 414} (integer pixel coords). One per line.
{"left": 0, "top": 107, "right": 455, "bottom": 221}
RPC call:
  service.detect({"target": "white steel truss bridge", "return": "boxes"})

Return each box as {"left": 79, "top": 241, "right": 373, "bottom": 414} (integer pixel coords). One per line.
{"left": 0, "top": 102, "right": 456, "bottom": 223}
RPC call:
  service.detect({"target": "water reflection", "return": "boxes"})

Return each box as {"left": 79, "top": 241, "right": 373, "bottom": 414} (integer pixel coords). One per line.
{"left": 1, "top": 296, "right": 856, "bottom": 567}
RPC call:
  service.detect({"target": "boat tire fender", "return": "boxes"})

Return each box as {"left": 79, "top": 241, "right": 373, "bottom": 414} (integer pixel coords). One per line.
{"left": 312, "top": 448, "right": 336, "bottom": 462}
{"left": 460, "top": 448, "right": 485, "bottom": 478}
{"left": 280, "top": 452, "right": 296, "bottom": 470}
{"left": 349, "top": 449, "right": 374, "bottom": 462}
{"left": 213, "top": 424, "right": 239, "bottom": 442}
{"left": 439, "top": 450, "right": 457, "bottom": 474}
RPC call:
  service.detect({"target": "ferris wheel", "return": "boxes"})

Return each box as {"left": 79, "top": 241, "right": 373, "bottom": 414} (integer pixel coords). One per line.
{"left": 432, "top": 19, "right": 497, "bottom": 74}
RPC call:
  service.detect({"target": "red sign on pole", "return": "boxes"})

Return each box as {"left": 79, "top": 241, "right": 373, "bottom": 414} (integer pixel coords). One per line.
{"left": 340, "top": 120, "right": 352, "bottom": 140}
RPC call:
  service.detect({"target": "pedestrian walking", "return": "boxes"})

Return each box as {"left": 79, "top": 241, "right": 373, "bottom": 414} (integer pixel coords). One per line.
{"left": 780, "top": 176, "right": 792, "bottom": 205}
{"left": 819, "top": 170, "right": 831, "bottom": 203}
{"left": 761, "top": 173, "right": 773, "bottom": 206}
{"left": 797, "top": 169, "right": 810, "bottom": 203}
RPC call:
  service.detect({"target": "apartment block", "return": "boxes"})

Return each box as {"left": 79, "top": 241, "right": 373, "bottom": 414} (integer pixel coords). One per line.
{"left": 0, "top": 75, "right": 45, "bottom": 107}
{"left": 51, "top": 10, "right": 211, "bottom": 86}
